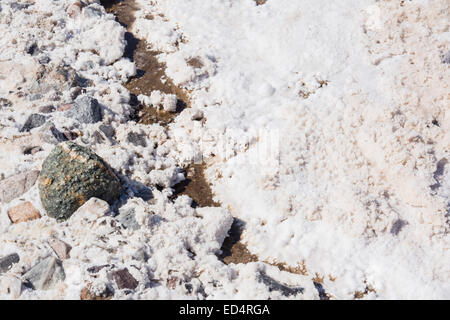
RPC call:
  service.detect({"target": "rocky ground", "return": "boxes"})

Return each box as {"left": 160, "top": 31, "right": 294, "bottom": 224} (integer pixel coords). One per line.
{"left": 0, "top": 0, "right": 321, "bottom": 300}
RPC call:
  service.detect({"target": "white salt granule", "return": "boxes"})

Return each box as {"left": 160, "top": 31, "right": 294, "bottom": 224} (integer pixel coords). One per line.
{"left": 139, "top": 90, "right": 178, "bottom": 112}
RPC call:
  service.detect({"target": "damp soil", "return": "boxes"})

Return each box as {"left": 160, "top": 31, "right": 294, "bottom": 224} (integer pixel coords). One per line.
{"left": 102, "top": 0, "right": 188, "bottom": 126}
{"left": 103, "top": 0, "right": 262, "bottom": 269}
{"left": 218, "top": 218, "right": 259, "bottom": 265}
{"left": 171, "top": 164, "right": 219, "bottom": 208}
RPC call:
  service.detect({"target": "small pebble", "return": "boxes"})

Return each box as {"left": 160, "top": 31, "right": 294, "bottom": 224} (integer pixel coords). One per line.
{"left": 8, "top": 201, "right": 41, "bottom": 224}
{"left": 0, "top": 170, "right": 40, "bottom": 203}
{"left": 48, "top": 238, "right": 72, "bottom": 260}
{"left": 20, "top": 114, "right": 47, "bottom": 132}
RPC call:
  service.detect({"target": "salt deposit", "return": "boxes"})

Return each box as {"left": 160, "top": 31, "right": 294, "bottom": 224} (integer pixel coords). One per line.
{"left": 133, "top": 0, "right": 450, "bottom": 299}
{"left": 0, "top": 0, "right": 448, "bottom": 300}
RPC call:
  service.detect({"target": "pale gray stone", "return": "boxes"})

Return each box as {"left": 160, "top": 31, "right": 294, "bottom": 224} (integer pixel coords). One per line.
{"left": 23, "top": 256, "right": 65, "bottom": 290}
{"left": 117, "top": 207, "right": 140, "bottom": 230}
{"left": 0, "top": 170, "right": 40, "bottom": 203}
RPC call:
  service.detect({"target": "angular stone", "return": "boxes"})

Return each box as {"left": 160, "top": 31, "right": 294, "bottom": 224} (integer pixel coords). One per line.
{"left": 38, "top": 122, "right": 68, "bottom": 144}
{"left": 116, "top": 208, "right": 140, "bottom": 230}
{"left": 70, "top": 198, "right": 111, "bottom": 224}
{"left": 38, "top": 142, "right": 122, "bottom": 220}
{"left": 38, "top": 105, "right": 55, "bottom": 113}
{"left": 8, "top": 201, "right": 41, "bottom": 223}
{"left": 10, "top": 2, "right": 31, "bottom": 11}
{"left": 99, "top": 124, "right": 115, "bottom": 138}
{"left": 87, "top": 264, "right": 110, "bottom": 274}
{"left": 126, "top": 132, "right": 147, "bottom": 147}
{"left": 0, "top": 170, "right": 39, "bottom": 203}
{"left": 0, "top": 253, "right": 20, "bottom": 274}
{"left": 23, "top": 256, "right": 65, "bottom": 290}
{"left": 111, "top": 268, "right": 138, "bottom": 290}
{"left": 48, "top": 238, "right": 72, "bottom": 260}
{"left": 20, "top": 114, "right": 47, "bottom": 132}
{"left": 38, "top": 56, "right": 51, "bottom": 65}
{"left": 66, "top": 95, "right": 102, "bottom": 124}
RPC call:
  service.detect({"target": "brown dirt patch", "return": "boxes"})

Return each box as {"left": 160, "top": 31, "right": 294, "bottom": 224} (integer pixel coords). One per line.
{"left": 219, "top": 218, "right": 259, "bottom": 264}
{"left": 171, "top": 164, "right": 219, "bottom": 208}
{"left": 103, "top": 0, "right": 189, "bottom": 126}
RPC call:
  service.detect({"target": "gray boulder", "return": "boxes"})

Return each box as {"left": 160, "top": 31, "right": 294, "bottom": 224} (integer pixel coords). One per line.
{"left": 38, "top": 142, "right": 122, "bottom": 220}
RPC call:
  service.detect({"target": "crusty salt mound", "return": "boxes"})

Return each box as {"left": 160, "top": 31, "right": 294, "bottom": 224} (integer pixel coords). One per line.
{"left": 133, "top": 0, "right": 449, "bottom": 299}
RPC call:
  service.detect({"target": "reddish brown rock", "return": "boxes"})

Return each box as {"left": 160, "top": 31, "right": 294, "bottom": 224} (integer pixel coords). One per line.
{"left": 8, "top": 202, "right": 41, "bottom": 223}
{"left": 112, "top": 268, "right": 138, "bottom": 290}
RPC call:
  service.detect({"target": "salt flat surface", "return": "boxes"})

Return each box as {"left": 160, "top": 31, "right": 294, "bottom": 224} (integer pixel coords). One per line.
{"left": 0, "top": 0, "right": 448, "bottom": 299}
{"left": 134, "top": 0, "right": 449, "bottom": 299}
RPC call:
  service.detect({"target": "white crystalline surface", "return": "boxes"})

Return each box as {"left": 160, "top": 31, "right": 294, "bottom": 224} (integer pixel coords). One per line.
{"left": 0, "top": 0, "right": 448, "bottom": 299}
{"left": 133, "top": 0, "right": 450, "bottom": 299}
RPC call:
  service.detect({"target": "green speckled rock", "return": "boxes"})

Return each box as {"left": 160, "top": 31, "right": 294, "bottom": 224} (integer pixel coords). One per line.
{"left": 38, "top": 142, "right": 122, "bottom": 221}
